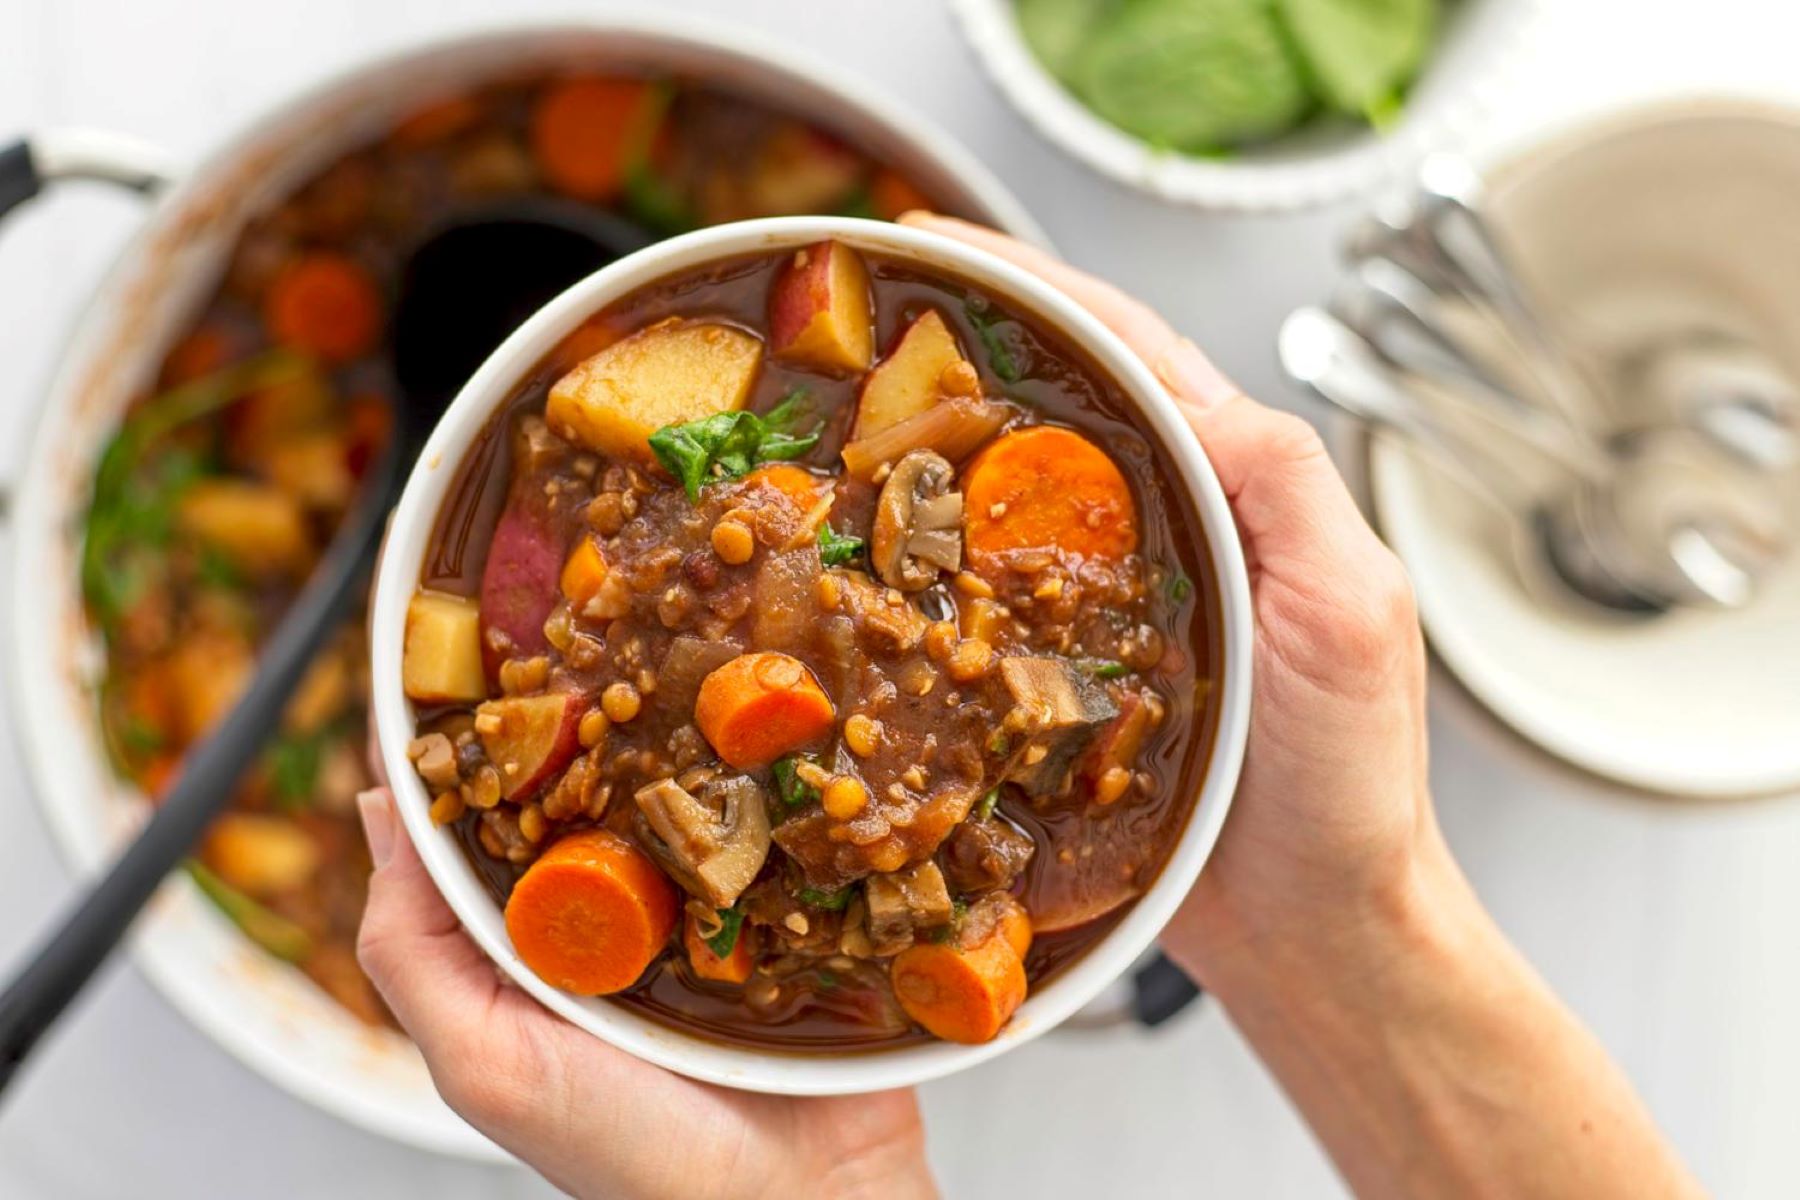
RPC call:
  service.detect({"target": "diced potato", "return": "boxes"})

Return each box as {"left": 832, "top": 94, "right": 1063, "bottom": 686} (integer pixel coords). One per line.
{"left": 177, "top": 480, "right": 313, "bottom": 578}
{"left": 560, "top": 537, "right": 610, "bottom": 611}
{"left": 225, "top": 368, "right": 335, "bottom": 468}
{"left": 202, "top": 813, "right": 320, "bottom": 897}
{"left": 546, "top": 318, "right": 762, "bottom": 461}
{"left": 476, "top": 692, "right": 585, "bottom": 801}
{"left": 284, "top": 646, "right": 350, "bottom": 734}
{"left": 769, "top": 241, "right": 874, "bottom": 373}
{"left": 168, "top": 628, "right": 254, "bottom": 741}
{"left": 262, "top": 430, "right": 354, "bottom": 511}
{"left": 403, "top": 591, "right": 487, "bottom": 704}
{"left": 853, "top": 310, "right": 967, "bottom": 439}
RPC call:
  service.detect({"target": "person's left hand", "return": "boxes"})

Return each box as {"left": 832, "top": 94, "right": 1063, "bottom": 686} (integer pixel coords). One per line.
{"left": 354, "top": 787, "right": 935, "bottom": 1200}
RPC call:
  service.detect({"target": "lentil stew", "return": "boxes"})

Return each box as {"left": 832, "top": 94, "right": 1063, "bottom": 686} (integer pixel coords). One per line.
{"left": 404, "top": 238, "right": 1220, "bottom": 1048}
{"left": 80, "top": 71, "right": 963, "bottom": 1026}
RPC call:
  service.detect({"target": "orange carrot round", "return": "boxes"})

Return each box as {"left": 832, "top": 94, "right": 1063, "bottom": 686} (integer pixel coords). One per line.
{"left": 390, "top": 96, "right": 481, "bottom": 147}
{"left": 870, "top": 169, "right": 934, "bottom": 222}
{"left": 747, "top": 463, "right": 824, "bottom": 511}
{"left": 694, "top": 651, "right": 835, "bottom": 768}
{"left": 529, "top": 77, "right": 652, "bottom": 201}
{"left": 683, "top": 913, "right": 754, "bottom": 985}
{"left": 161, "top": 325, "right": 234, "bottom": 387}
{"left": 963, "top": 426, "right": 1138, "bottom": 572}
{"left": 996, "top": 899, "right": 1033, "bottom": 962}
{"left": 263, "top": 253, "right": 383, "bottom": 364}
{"left": 505, "top": 829, "right": 677, "bottom": 996}
{"left": 891, "top": 934, "right": 1027, "bottom": 1044}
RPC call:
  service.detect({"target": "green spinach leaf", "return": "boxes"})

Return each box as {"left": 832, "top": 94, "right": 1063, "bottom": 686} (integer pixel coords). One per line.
{"left": 648, "top": 392, "right": 820, "bottom": 500}
{"left": 705, "top": 906, "right": 745, "bottom": 958}
{"left": 817, "top": 524, "right": 866, "bottom": 567}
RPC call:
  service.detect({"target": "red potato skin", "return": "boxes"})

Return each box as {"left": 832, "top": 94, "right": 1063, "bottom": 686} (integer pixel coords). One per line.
{"left": 480, "top": 692, "right": 590, "bottom": 802}
{"left": 478, "top": 488, "right": 564, "bottom": 683}
{"left": 767, "top": 241, "right": 873, "bottom": 374}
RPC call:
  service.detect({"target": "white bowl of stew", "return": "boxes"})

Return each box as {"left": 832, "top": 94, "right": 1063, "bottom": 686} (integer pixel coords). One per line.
{"left": 372, "top": 217, "right": 1251, "bottom": 1093}
{"left": 6, "top": 20, "right": 1043, "bottom": 1155}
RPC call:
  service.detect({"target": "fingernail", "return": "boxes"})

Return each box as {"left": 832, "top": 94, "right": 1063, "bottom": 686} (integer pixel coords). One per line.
{"left": 896, "top": 209, "right": 936, "bottom": 228}
{"left": 357, "top": 789, "right": 397, "bottom": 868}
{"left": 1155, "top": 338, "right": 1237, "bottom": 410}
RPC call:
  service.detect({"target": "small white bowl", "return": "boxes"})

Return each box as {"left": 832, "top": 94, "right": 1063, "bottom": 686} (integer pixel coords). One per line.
{"left": 371, "top": 216, "right": 1253, "bottom": 1094}
{"left": 950, "top": 0, "right": 1547, "bottom": 212}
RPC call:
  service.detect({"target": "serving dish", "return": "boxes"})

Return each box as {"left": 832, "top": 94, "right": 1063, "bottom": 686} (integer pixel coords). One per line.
{"left": 1356, "top": 98, "right": 1800, "bottom": 798}
{"left": 950, "top": 0, "right": 1546, "bottom": 212}
{"left": 3, "top": 17, "right": 1040, "bottom": 1156}
{"left": 371, "top": 216, "right": 1253, "bottom": 1094}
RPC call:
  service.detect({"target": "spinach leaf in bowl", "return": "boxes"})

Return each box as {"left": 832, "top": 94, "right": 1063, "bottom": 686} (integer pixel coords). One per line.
{"left": 1069, "top": 0, "right": 1313, "bottom": 152}
{"left": 1278, "top": 0, "right": 1436, "bottom": 124}
{"left": 1017, "top": 0, "right": 1118, "bottom": 80}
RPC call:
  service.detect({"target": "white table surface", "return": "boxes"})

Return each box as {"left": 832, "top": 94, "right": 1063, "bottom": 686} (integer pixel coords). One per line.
{"left": 2, "top": 2, "right": 1798, "bottom": 1197}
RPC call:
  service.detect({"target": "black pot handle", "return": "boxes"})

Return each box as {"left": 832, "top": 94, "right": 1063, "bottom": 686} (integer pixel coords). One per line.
{"left": 0, "top": 130, "right": 173, "bottom": 223}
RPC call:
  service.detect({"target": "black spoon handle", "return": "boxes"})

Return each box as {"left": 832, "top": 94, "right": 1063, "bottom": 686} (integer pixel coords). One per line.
{"left": 0, "top": 439, "right": 399, "bottom": 1096}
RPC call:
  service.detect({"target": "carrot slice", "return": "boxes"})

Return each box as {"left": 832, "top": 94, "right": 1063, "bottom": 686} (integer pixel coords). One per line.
{"left": 869, "top": 169, "right": 933, "bottom": 222}
{"left": 529, "top": 77, "right": 653, "bottom": 201}
{"left": 161, "top": 325, "right": 234, "bottom": 387}
{"left": 961, "top": 426, "right": 1138, "bottom": 571}
{"left": 683, "top": 913, "right": 754, "bottom": 985}
{"left": 996, "top": 899, "right": 1033, "bottom": 961}
{"left": 747, "top": 463, "right": 824, "bottom": 511}
{"left": 560, "top": 537, "right": 610, "bottom": 610}
{"left": 694, "top": 651, "right": 835, "bottom": 769}
{"left": 891, "top": 933, "right": 1027, "bottom": 1044}
{"left": 390, "top": 96, "right": 481, "bottom": 147}
{"left": 505, "top": 829, "right": 678, "bottom": 996}
{"left": 263, "top": 253, "right": 383, "bottom": 364}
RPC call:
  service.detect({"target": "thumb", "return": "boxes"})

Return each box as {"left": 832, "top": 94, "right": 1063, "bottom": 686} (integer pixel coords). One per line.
{"left": 354, "top": 788, "right": 504, "bottom": 1059}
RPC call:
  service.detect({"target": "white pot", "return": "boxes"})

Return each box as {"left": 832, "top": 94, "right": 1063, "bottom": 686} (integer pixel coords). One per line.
{"left": 2, "top": 18, "right": 1044, "bottom": 1160}
{"left": 370, "top": 215, "right": 1253, "bottom": 1095}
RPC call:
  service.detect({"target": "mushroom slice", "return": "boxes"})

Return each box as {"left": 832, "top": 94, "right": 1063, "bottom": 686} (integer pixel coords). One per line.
{"left": 998, "top": 656, "right": 1119, "bottom": 796}
{"left": 871, "top": 449, "right": 964, "bottom": 591}
{"left": 633, "top": 773, "right": 771, "bottom": 908}
{"left": 863, "top": 860, "right": 954, "bottom": 952}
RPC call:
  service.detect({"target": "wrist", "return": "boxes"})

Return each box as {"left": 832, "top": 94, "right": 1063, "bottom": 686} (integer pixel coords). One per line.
{"left": 1165, "top": 824, "right": 1486, "bottom": 1022}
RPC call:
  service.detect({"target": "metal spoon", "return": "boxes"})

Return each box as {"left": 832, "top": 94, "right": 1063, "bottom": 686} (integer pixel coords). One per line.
{"left": 1279, "top": 307, "right": 1786, "bottom": 613}
{"left": 0, "top": 200, "right": 650, "bottom": 1095}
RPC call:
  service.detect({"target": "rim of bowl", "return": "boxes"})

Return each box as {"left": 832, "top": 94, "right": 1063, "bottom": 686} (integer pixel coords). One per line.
{"left": 371, "top": 216, "right": 1253, "bottom": 1094}
{"left": 5, "top": 16, "right": 1048, "bottom": 1154}
{"left": 948, "top": 0, "right": 1549, "bottom": 213}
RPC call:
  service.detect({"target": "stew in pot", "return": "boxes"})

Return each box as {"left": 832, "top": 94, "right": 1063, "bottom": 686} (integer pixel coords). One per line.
{"left": 81, "top": 71, "right": 961, "bottom": 1025}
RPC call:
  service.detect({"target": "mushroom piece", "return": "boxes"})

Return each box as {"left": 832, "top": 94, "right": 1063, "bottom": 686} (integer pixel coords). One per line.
{"left": 998, "top": 656, "right": 1119, "bottom": 796}
{"left": 863, "top": 860, "right": 953, "bottom": 952}
{"left": 633, "top": 771, "right": 772, "bottom": 908}
{"left": 870, "top": 449, "right": 964, "bottom": 591}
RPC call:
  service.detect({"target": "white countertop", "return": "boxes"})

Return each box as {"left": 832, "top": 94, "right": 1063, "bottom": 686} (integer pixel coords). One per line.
{"left": 1, "top": 2, "right": 1797, "bottom": 1196}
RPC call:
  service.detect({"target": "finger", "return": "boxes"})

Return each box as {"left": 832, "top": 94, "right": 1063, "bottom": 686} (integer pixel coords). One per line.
{"left": 899, "top": 212, "right": 1381, "bottom": 561}
{"left": 355, "top": 788, "right": 503, "bottom": 1058}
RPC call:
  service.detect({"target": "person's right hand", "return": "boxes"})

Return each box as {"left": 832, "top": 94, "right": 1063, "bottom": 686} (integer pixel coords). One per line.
{"left": 899, "top": 215, "right": 1441, "bottom": 991}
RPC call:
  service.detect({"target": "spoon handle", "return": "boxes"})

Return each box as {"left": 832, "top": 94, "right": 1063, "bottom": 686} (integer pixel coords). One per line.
{"left": 0, "top": 440, "right": 398, "bottom": 1097}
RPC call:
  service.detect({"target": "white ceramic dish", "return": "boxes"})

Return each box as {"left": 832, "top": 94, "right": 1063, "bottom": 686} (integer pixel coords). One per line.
{"left": 1364, "top": 98, "right": 1800, "bottom": 798}
{"left": 4, "top": 18, "right": 1042, "bottom": 1158}
{"left": 949, "top": 0, "right": 1546, "bottom": 212}
{"left": 371, "top": 216, "right": 1253, "bottom": 1095}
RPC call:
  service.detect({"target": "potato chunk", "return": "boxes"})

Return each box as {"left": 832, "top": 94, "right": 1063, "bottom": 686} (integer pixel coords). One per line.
{"left": 852, "top": 310, "right": 967, "bottom": 440}
{"left": 176, "top": 480, "right": 313, "bottom": 578}
{"left": 403, "top": 591, "right": 486, "bottom": 704}
{"left": 769, "top": 240, "right": 874, "bottom": 373}
{"left": 546, "top": 318, "right": 763, "bottom": 461}
{"left": 202, "top": 813, "right": 320, "bottom": 897}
